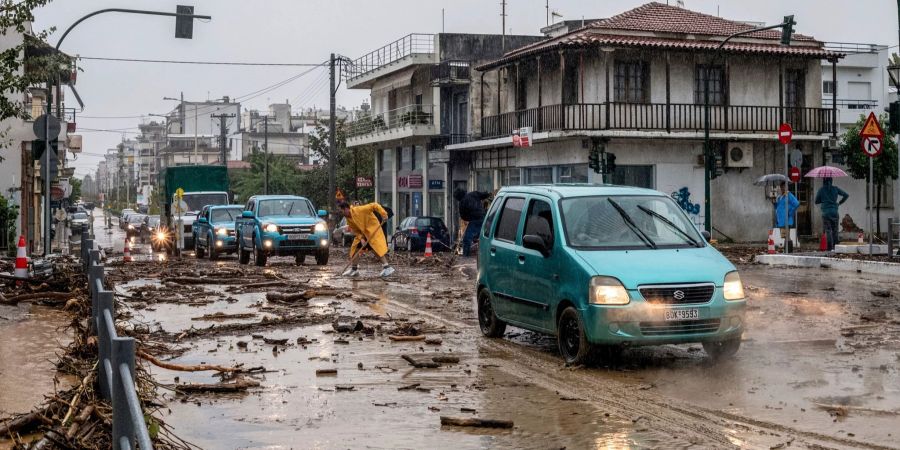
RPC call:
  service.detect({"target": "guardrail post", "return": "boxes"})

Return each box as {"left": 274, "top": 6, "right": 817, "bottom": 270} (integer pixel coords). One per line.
{"left": 111, "top": 336, "right": 136, "bottom": 450}
{"left": 97, "top": 291, "right": 114, "bottom": 400}
{"left": 890, "top": 217, "right": 896, "bottom": 258}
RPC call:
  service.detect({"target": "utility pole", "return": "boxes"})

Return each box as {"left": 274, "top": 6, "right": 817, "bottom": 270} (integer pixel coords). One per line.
{"left": 263, "top": 115, "right": 270, "bottom": 195}
{"left": 211, "top": 113, "right": 235, "bottom": 165}
{"left": 546, "top": 0, "right": 549, "bottom": 26}
{"left": 501, "top": 0, "right": 507, "bottom": 51}
{"left": 328, "top": 53, "right": 337, "bottom": 213}
{"left": 193, "top": 103, "right": 198, "bottom": 164}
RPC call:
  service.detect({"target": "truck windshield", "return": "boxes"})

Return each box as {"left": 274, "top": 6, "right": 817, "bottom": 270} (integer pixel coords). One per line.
{"left": 211, "top": 208, "right": 243, "bottom": 223}
{"left": 179, "top": 193, "right": 229, "bottom": 212}
{"left": 560, "top": 195, "right": 703, "bottom": 249}
{"left": 257, "top": 199, "right": 313, "bottom": 218}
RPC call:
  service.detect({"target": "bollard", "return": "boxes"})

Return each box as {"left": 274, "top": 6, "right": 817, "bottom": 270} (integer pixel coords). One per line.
{"left": 111, "top": 337, "right": 136, "bottom": 449}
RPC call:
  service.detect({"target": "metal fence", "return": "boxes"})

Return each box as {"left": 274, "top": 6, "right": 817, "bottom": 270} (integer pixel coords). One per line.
{"left": 348, "top": 104, "right": 435, "bottom": 138}
{"left": 81, "top": 233, "right": 154, "bottom": 450}
{"left": 346, "top": 33, "right": 434, "bottom": 80}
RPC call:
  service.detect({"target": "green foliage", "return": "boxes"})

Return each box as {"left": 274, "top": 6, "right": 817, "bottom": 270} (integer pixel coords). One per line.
{"left": 0, "top": 194, "right": 19, "bottom": 255}
{"left": 839, "top": 113, "right": 898, "bottom": 186}
{"left": 69, "top": 177, "right": 81, "bottom": 203}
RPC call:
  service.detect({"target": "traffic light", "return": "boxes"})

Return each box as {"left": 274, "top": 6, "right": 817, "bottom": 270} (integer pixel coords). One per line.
{"left": 889, "top": 101, "right": 900, "bottom": 134}
{"left": 781, "top": 15, "right": 795, "bottom": 46}
{"left": 605, "top": 153, "right": 617, "bottom": 173}
{"left": 589, "top": 147, "right": 600, "bottom": 174}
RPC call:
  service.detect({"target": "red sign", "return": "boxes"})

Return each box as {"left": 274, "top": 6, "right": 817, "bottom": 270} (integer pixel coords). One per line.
{"left": 512, "top": 127, "right": 532, "bottom": 148}
{"left": 408, "top": 174, "right": 423, "bottom": 189}
{"left": 859, "top": 112, "right": 885, "bottom": 158}
{"left": 355, "top": 176, "right": 373, "bottom": 188}
{"left": 789, "top": 167, "right": 801, "bottom": 183}
{"left": 778, "top": 123, "right": 793, "bottom": 145}
{"left": 51, "top": 186, "right": 64, "bottom": 201}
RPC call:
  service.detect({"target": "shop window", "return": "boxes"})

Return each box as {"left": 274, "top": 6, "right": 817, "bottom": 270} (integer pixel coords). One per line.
{"left": 558, "top": 165, "right": 588, "bottom": 183}
{"left": 610, "top": 165, "right": 654, "bottom": 189}
{"left": 429, "top": 193, "right": 444, "bottom": 217}
{"left": 476, "top": 170, "right": 493, "bottom": 192}
{"left": 500, "top": 168, "right": 521, "bottom": 186}
{"left": 525, "top": 167, "right": 553, "bottom": 184}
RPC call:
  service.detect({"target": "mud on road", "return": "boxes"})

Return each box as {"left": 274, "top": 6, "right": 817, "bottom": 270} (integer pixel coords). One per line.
{"left": 106, "top": 239, "right": 899, "bottom": 449}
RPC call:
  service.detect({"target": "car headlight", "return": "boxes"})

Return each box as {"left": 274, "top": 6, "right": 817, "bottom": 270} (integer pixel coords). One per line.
{"left": 314, "top": 222, "right": 327, "bottom": 233}
{"left": 590, "top": 276, "right": 630, "bottom": 305}
{"left": 723, "top": 271, "right": 745, "bottom": 301}
{"left": 128, "top": 224, "right": 134, "bottom": 230}
{"left": 216, "top": 227, "right": 227, "bottom": 236}
{"left": 264, "top": 223, "right": 279, "bottom": 233}
{"left": 155, "top": 231, "right": 166, "bottom": 240}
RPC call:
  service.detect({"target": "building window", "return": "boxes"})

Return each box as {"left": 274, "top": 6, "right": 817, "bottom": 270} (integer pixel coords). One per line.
{"left": 379, "top": 148, "right": 393, "bottom": 172}
{"left": 823, "top": 80, "right": 835, "bottom": 95}
{"left": 499, "top": 168, "right": 521, "bottom": 186}
{"left": 429, "top": 193, "right": 444, "bottom": 217}
{"left": 611, "top": 165, "right": 655, "bottom": 189}
{"left": 401, "top": 147, "right": 412, "bottom": 170}
{"left": 558, "top": 165, "right": 588, "bottom": 183}
{"left": 413, "top": 146, "right": 424, "bottom": 171}
{"left": 614, "top": 60, "right": 649, "bottom": 103}
{"left": 525, "top": 167, "right": 554, "bottom": 184}
{"left": 476, "top": 170, "right": 493, "bottom": 192}
{"left": 694, "top": 64, "right": 727, "bottom": 106}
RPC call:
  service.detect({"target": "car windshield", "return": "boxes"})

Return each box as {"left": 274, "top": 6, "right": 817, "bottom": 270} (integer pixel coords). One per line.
{"left": 561, "top": 195, "right": 703, "bottom": 249}
{"left": 211, "top": 208, "right": 243, "bottom": 223}
{"left": 72, "top": 213, "right": 87, "bottom": 220}
{"left": 415, "top": 218, "right": 445, "bottom": 229}
{"left": 129, "top": 215, "right": 146, "bottom": 224}
{"left": 180, "top": 193, "right": 229, "bottom": 212}
{"left": 257, "top": 199, "right": 313, "bottom": 217}
{"left": 148, "top": 216, "right": 160, "bottom": 227}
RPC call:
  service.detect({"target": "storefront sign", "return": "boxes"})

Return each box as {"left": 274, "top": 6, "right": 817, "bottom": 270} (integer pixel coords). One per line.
{"left": 429, "top": 179, "right": 444, "bottom": 189}
{"left": 398, "top": 176, "right": 408, "bottom": 188}
{"left": 355, "top": 176, "right": 374, "bottom": 188}
{"left": 412, "top": 192, "right": 422, "bottom": 216}
{"left": 512, "top": 127, "right": 532, "bottom": 148}
{"left": 408, "top": 174, "right": 423, "bottom": 188}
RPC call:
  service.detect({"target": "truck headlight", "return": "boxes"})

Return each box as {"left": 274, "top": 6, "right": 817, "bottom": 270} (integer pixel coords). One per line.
{"left": 155, "top": 231, "right": 166, "bottom": 241}
{"left": 216, "top": 227, "right": 227, "bottom": 236}
{"left": 314, "top": 222, "right": 326, "bottom": 233}
{"left": 264, "top": 223, "right": 278, "bottom": 233}
{"left": 723, "top": 271, "right": 745, "bottom": 301}
{"left": 590, "top": 276, "right": 630, "bottom": 305}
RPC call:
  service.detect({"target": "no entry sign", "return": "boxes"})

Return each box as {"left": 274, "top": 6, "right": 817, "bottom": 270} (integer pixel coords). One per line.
{"left": 778, "top": 123, "right": 793, "bottom": 145}
{"left": 789, "top": 166, "right": 801, "bottom": 183}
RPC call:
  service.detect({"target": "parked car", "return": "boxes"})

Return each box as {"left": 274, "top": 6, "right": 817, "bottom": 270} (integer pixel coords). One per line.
{"left": 119, "top": 209, "right": 135, "bottom": 230}
{"left": 69, "top": 212, "right": 89, "bottom": 233}
{"left": 476, "top": 185, "right": 746, "bottom": 365}
{"left": 125, "top": 214, "right": 146, "bottom": 238}
{"left": 236, "top": 195, "right": 330, "bottom": 267}
{"left": 193, "top": 205, "right": 243, "bottom": 260}
{"left": 391, "top": 216, "right": 451, "bottom": 252}
{"left": 140, "top": 215, "right": 160, "bottom": 242}
{"left": 332, "top": 217, "right": 355, "bottom": 247}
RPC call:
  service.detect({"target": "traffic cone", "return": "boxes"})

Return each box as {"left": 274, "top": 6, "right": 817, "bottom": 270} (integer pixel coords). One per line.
{"left": 819, "top": 232, "right": 828, "bottom": 251}
{"left": 857, "top": 232, "right": 864, "bottom": 245}
{"left": 15, "top": 235, "right": 27, "bottom": 285}
{"left": 123, "top": 237, "right": 132, "bottom": 262}
{"left": 424, "top": 233, "right": 433, "bottom": 257}
{"left": 767, "top": 229, "right": 775, "bottom": 255}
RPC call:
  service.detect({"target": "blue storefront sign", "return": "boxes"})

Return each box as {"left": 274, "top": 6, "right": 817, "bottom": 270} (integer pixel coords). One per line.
{"left": 429, "top": 179, "right": 444, "bottom": 189}
{"left": 411, "top": 192, "right": 422, "bottom": 216}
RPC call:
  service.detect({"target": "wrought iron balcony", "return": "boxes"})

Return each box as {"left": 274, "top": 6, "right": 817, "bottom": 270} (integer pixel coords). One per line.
{"left": 349, "top": 104, "right": 435, "bottom": 138}
{"left": 346, "top": 34, "right": 434, "bottom": 81}
{"left": 431, "top": 60, "right": 470, "bottom": 86}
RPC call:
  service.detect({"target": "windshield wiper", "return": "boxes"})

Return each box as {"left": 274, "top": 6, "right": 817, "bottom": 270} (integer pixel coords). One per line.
{"left": 607, "top": 199, "right": 656, "bottom": 249}
{"left": 636, "top": 205, "right": 701, "bottom": 247}
{"left": 287, "top": 202, "right": 294, "bottom": 216}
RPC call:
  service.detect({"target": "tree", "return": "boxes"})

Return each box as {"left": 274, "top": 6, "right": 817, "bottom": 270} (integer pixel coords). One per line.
{"left": 69, "top": 176, "right": 81, "bottom": 203}
{"left": 231, "top": 152, "right": 302, "bottom": 202}
{"left": 306, "top": 118, "right": 375, "bottom": 207}
{"left": 839, "top": 113, "right": 899, "bottom": 235}
{"left": 0, "top": 194, "right": 18, "bottom": 255}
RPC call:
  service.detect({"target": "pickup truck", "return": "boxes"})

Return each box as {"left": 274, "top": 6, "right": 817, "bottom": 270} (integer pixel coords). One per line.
{"left": 235, "top": 195, "right": 330, "bottom": 267}
{"left": 192, "top": 205, "right": 243, "bottom": 260}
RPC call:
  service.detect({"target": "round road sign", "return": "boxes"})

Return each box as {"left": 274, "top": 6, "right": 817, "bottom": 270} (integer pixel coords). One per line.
{"left": 33, "top": 114, "right": 61, "bottom": 141}
{"left": 778, "top": 123, "right": 793, "bottom": 145}
{"left": 861, "top": 136, "right": 883, "bottom": 157}
{"left": 789, "top": 167, "right": 801, "bottom": 183}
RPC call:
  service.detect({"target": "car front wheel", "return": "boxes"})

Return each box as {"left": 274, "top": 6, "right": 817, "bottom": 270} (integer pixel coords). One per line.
{"left": 253, "top": 238, "right": 267, "bottom": 267}
{"left": 557, "top": 306, "right": 592, "bottom": 365}
{"left": 477, "top": 289, "right": 506, "bottom": 338}
{"left": 315, "top": 249, "right": 329, "bottom": 265}
{"left": 207, "top": 236, "right": 218, "bottom": 260}
{"left": 702, "top": 337, "right": 741, "bottom": 361}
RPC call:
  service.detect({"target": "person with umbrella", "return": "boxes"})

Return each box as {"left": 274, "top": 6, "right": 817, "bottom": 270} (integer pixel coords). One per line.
{"left": 815, "top": 177, "right": 849, "bottom": 251}
{"left": 774, "top": 181, "right": 800, "bottom": 249}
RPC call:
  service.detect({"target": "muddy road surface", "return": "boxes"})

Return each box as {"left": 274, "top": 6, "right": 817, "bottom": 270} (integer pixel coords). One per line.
{"left": 100, "top": 222, "right": 899, "bottom": 449}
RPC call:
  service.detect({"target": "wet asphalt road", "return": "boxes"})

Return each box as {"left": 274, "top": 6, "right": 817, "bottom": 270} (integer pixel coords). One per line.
{"left": 4, "top": 211, "right": 900, "bottom": 449}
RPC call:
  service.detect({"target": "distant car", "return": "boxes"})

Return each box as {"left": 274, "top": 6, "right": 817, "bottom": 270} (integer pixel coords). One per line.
{"left": 140, "top": 215, "right": 161, "bottom": 243}
{"left": 192, "top": 205, "right": 243, "bottom": 260}
{"left": 236, "top": 195, "right": 330, "bottom": 267}
{"left": 120, "top": 209, "right": 135, "bottom": 230}
{"left": 332, "top": 217, "right": 355, "bottom": 247}
{"left": 391, "top": 216, "right": 451, "bottom": 252}
{"left": 125, "top": 214, "right": 146, "bottom": 237}
{"left": 70, "top": 212, "right": 89, "bottom": 233}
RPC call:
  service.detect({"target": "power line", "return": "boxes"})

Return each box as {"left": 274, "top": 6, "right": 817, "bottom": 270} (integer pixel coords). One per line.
{"left": 78, "top": 56, "right": 326, "bottom": 66}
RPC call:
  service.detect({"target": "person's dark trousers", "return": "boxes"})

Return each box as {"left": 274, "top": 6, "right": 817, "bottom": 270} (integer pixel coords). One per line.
{"left": 462, "top": 218, "right": 483, "bottom": 257}
{"left": 823, "top": 215, "right": 839, "bottom": 251}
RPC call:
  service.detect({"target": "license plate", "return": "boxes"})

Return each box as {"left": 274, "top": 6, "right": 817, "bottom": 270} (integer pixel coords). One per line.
{"left": 664, "top": 309, "right": 699, "bottom": 321}
{"left": 286, "top": 233, "right": 308, "bottom": 240}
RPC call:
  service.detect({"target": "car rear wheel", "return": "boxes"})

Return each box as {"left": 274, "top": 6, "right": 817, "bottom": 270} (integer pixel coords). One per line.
{"left": 406, "top": 237, "right": 413, "bottom": 252}
{"left": 207, "top": 236, "right": 218, "bottom": 260}
{"left": 702, "top": 337, "right": 741, "bottom": 361}
{"left": 315, "top": 249, "right": 329, "bottom": 265}
{"left": 557, "top": 306, "right": 592, "bottom": 365}
{"left": 195, "top": 237, "right": 205, "bottom": 258}
{"left": 253, "top": 239, "right": 267, "bottom": 267}
{"left": 477, "top": 289, "right": 506, "bottom": 338}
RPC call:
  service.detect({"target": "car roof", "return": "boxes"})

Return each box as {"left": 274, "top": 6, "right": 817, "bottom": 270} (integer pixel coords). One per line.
{"left": 182, "top": 191, "right": 228, "bottom": 195}
{"left": 248, "top": 195, "right": 309, "bottom": 201}
{"left": 496, "top": 183, "right": 665, "bottom": 199}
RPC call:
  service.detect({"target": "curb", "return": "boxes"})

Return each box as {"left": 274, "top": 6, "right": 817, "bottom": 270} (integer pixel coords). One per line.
{"left": 754, "top": 254, "right": 900, "bottom": 276}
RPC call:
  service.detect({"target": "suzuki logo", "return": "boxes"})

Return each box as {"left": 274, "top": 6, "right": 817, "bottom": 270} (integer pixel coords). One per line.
{"left": 673, "top": 290, "right": 686, "bottom": 300}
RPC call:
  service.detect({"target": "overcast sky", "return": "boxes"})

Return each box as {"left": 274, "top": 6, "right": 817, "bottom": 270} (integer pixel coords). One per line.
{"left": 32, "top": 0, "right": 900, "bottom": 178}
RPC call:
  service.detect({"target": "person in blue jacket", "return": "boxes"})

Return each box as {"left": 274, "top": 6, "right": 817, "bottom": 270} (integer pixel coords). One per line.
{"left": 815, "top": 177, "right": 849, "bottom": 251}
{"left": 774, "top": 182, "right": 800, "bottom": 247}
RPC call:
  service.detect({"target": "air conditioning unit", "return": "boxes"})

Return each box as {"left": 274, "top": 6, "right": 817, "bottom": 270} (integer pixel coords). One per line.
{"left": 726, "top": 145, "right": 753, "bottom": 168}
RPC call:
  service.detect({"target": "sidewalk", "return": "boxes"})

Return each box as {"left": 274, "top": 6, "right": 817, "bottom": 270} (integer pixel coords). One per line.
{"left": 755, "top": 251, "right": 900, "bottom": 275}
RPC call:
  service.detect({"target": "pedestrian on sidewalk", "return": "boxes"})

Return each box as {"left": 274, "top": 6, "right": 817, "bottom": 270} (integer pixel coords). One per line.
{"left": 814, "top": 177, "right": 848, "bottom": 251}
{"left": 339, "top": 201, "right": 395, "bottom": 278}
{"left": 454, "top": 189, "right": 491, "bottom": 257}
{"left": 774, "top": 181, "right": 800, "bottom": 249}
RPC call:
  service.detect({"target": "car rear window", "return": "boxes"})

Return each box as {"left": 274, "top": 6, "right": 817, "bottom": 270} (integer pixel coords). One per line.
{"left": 494, "top": 197, "right": 524, "bottom": 242}
{"left": 415, "top": 218, "right": 444, "bottom": 229}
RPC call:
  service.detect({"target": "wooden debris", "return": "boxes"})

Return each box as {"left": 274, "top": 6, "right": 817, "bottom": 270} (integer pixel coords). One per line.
{"left": 138, "top": 350, "right": 247, "bottom": 373}
{"left": 0, "top": 411, "right": 52, "bottom": 436}
{"left": 390, "top": 335, "right": 426, "bottom": 342}
{"left": 440, "top": 416, "right": 514, "bottom": 429}
{"left": 397, "top": 383, "right": 421, "bottom": 391}
{"left": 424, "top": 338, "right": 443, "bottom": 345}
{"left": 265, "top": 291, "right": 313, "bottom": 304}
{"left": 431, "top": 356, "right": 459, "bottom": 364}
{"left": 316, "top": 368, "right": 338, "bottom": 376}
{"left": 402, "top": 354, "right": 440, "bottom": 369}
{"left": 0, "top": 291, "right": 76, "bottom": 305}
{"left": 175, "top": 377, "right": 260, "bottom": 393}
{"left": 191, "top": 312, "right": 256, "bottom": 321}
{"left": 262, "top": 337, "right": 288, "bottom": 346}
{"left": 162, "top": 276, "right": 242, "bottom": 285}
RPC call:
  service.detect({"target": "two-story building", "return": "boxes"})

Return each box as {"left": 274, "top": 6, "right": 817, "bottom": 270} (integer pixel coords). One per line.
{"left": 345, "top": 32, "right": 545, "bottom": 232}
{"left": 447, "top": 2, "right": 843, "bottom": 242}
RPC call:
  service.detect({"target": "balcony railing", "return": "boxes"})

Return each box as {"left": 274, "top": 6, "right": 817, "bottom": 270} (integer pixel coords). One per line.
{"left": 347, "top": 34, "right": 434, "bottom": 80}
{"left": 480, "top": 103, "right": 835, "bottom": 139}
{"left": 431, "top": 60, "right": 471, "bottom": 85}
{"left": 349, "top": 104, "right": 435, "bottom": 138}
{"left": 822, "top": 98, "right": 878, "bottom": 109}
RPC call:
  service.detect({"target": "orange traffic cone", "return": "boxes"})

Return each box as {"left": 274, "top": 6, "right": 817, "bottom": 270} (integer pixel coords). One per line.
{"left": 424, "top": 233, "right": 433, "bottom": 257}
{"left": 819, "top": 232, "right": 828, "bottom": 251}
{"left": 123, "top": 237, "right": 132, "bottom": 262}
{"left": 15, "top": 235, "right": 27, "bottom": 285}
{"left": 767, "top": 229, "right": 775, "bottom": 255}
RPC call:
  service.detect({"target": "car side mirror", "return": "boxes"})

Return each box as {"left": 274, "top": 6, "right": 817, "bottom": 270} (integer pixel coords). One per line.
{"left": 523, "top": 234, "right": 550, "bottom": 257}
{"left": 198, "top": 217, "right": 208, "bottom": 224}
{"left": 701, "top": 230, "right": 711, "bottom": 242}
{"left": 317, "top": 209, "right": 328, "bottom": 218}
{"left": 242, "top": 211, "right": 254, "bottom": 219}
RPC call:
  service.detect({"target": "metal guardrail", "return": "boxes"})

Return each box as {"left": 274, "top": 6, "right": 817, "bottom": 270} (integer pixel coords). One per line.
{"left": 346, "top": 33, "right": 434, "bottom": 80}
{"left": 821, "top": 98, "right": 879, "bottom": 109}
{"left": 348, "top": 104, "right": 435, "bottom": 138}
{"left": 81, "top": 233, "right": 154, "bottom": 450}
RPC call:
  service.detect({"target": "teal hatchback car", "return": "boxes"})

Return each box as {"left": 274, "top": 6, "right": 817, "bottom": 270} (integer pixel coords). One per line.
{"left": 477, "top": 185, "right": 746, "bottom": 365}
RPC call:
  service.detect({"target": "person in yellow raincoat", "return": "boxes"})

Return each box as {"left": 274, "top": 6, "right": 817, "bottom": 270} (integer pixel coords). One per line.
{"left": 339, "top": 201, "right": 395, "bottom": 278}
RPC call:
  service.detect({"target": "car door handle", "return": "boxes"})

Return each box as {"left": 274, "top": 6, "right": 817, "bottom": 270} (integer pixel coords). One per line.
{"left": 490, "top": 246, "right": 496, "bottom": 256}
{"left": 517, "top": 254, "right": 525, "bottom": 264}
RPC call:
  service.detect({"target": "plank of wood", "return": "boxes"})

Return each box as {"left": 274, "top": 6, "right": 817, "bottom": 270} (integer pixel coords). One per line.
{"left": 440, "top": 416, "right": 514, "bottom": 428}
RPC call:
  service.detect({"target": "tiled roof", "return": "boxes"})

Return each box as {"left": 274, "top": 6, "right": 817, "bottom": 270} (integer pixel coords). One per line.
{"left": 477, "top": 2, "right": 840, "bottom": 71}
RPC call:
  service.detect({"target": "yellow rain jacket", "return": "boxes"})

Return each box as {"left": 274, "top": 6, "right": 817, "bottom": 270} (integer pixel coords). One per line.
{"left": 347, "top": 203, "right": 389, "bottom": 258}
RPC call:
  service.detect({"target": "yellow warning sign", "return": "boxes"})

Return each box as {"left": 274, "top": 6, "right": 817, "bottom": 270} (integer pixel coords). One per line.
{"left": 860, "top": 112, "right": 884, "bottom": 138}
